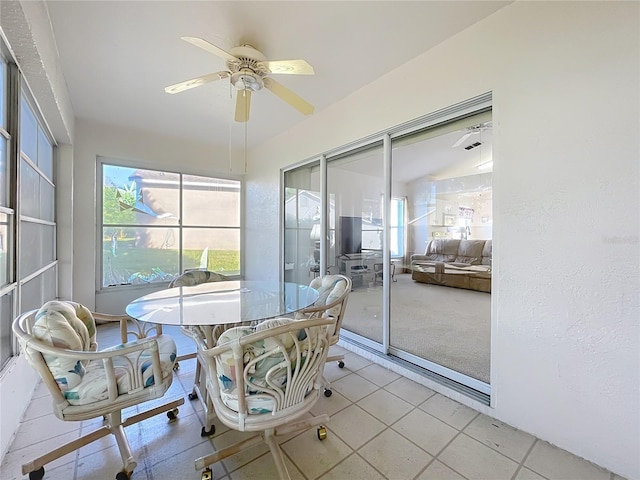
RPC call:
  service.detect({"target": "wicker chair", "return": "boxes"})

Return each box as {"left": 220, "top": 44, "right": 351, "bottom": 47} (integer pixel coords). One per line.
{"left": 191, "top": 316, "right": 336, "bottom": 480}
{"left": 12, "top": 301, "right": 184, "bottom": 480}
{"left": 295, "top": 274, "right": 352, "bottom": 396}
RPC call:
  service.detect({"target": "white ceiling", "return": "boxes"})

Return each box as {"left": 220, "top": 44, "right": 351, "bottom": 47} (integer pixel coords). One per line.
{"left": 46, "top": 1, "right": 509, "bottom": 154}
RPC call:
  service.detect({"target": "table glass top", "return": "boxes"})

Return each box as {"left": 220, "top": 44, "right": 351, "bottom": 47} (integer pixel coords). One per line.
{"left": 125, "top": 280, "right": 319, "bottom": 326}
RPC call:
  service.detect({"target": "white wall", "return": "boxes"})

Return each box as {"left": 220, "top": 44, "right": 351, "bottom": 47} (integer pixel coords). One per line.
{"left": 243, "top": 3, "right": 639, "bottom": 479}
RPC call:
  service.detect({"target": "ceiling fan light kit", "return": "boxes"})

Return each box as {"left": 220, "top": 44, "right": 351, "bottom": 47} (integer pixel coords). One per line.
{"left": 165, "top": 37, "right": 315, "bottom": 122}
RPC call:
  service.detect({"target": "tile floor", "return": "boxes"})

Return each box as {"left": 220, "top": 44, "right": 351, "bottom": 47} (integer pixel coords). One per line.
{"left": 1, "top": 324, "right": 626, "bottom": 480}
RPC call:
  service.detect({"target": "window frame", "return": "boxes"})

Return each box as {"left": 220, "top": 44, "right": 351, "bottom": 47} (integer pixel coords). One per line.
{"left": 97, "top": 158, "right": 242, "bottom": 291}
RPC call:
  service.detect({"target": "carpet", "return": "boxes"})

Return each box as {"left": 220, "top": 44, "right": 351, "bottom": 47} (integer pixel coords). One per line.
{"left": 342, "top": 272, "right": 491, "bottom": 384}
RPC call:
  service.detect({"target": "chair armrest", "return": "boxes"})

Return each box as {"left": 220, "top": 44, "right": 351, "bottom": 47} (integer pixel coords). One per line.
{"left": 410, "top": 254, "right": 429, "bottom": 262}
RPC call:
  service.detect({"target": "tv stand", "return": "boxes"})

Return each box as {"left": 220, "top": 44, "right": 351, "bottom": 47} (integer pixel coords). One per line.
{"left": 338, "top": 253, "right": 381, "bottom": 288}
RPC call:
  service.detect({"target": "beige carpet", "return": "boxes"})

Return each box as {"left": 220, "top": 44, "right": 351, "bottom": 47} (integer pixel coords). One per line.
{"left": 342, "top": 272, "right": 491, "bottom": 384}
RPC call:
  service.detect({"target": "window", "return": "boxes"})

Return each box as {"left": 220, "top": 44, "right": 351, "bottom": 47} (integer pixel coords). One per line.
{"left": 0, "top": 56, "right": 11, "bottom": 369}
{"left": 101, "top": 162, "right": 241, "bottom": 287}
{"left": 390, "top": 196, "right": 406, "bottom": 258}
{"left": 0, "top": 51, "right": 57, "bottom": 369}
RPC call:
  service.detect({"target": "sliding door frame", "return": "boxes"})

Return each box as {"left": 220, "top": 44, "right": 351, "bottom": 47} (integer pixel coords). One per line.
{"left": 281, "top": 92, "right": 493, "bottom": 398}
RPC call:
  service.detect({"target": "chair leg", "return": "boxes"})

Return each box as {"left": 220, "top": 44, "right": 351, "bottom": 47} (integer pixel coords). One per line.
{"left": 264, "top": 429, "right": 291, "bottom": 480}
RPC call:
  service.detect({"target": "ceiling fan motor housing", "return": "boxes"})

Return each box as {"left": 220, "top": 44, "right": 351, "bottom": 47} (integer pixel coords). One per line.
{"left": 227, "top": 44, "right": 269, "bottom": 91}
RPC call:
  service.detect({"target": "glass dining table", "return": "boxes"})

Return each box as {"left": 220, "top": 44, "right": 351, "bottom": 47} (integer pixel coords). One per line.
{"left": 125, "top": 280, "right": 320, "bottom": 326}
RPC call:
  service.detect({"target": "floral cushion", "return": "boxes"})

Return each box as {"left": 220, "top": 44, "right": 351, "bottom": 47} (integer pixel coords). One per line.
{"left": 215, "top": 318, "right": 321, "bottom": 414}
{"left": 63, "top": 334, "right": 177, "bottom": 406}
{"left": 32, "top": 301, "right": 98, "bottom": 393}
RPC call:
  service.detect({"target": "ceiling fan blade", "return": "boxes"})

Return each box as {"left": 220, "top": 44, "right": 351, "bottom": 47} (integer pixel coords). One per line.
{"left": 263, "top": 77, "right": 314, "bottom": 116}
{"left": 235, "top": 90, "right": 251, "bottom": 123}
{"left": 258, "top": 59, "right": 315, "bottom": 75}
{"left": 164, "top": 71, "right": 230, "bottom": 94}
{"left": 452, "top": 132, "right": 473, "bottom": 148}
{"left": 181, "top": 36, "right": 238, "bottom": 63}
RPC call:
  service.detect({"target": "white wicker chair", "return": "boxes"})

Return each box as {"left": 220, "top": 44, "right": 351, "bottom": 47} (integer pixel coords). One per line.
{"left": 295, "top": 274, "right": 352, "bottom": 396}
{"left": 192, "top": 316, "right": 336, "bottom": 480}
{"left": 12, "top": 301, "right": 184, "bottom": 480}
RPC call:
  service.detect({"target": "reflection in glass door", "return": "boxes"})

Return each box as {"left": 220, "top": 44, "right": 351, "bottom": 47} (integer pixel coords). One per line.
{"left": 283, "top": 161, "right": 322, "bottom": 286}
{"left": 326, "top": 143, "right": 385, "bottom": 346}
{"left": 390, "top": 112, "right": 492, "bottom": 392}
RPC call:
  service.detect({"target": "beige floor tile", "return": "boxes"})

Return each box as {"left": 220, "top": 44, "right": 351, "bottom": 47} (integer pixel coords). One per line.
{"left": 331, "top": 373, "right": 379, "bottom": 402}
{"left": 328, "top": 404, "right": 386, "bottom": 449}
{"left": 323, "top": 359, "right": 352, "bottom": 383}
{"left": 135, "top": 410, "right": 211, "bottom": 468}
{"left": 318, "top": 453, "right": 386, "bottom": 480}
{"left": 392, "top": 408, "right": 458, "bottom": 456}
{"left": 384, "top": 376, "right": 436, "bottom": 406}
{"left": 438, "top": 434, "right": 518, "bottom": 480}
{"left": 514, "top": 467, "right": 548, "bottom": 480}
{"left": 229, "top": 451, "right": 304, "bottom": 480}
{"left": 75, "top": 443, "right": 136, "bottom": 480}
{"left": 4, "top": 429, "right": 80, "bottom": 474}
{"left": 340, "top": 352, "right": 372, "bottom": 372}
{"left": 309, "top": 390, "right": 352, "bottom": 417}
{"left": 10, "top": 413, "right": 81, "bottom": 451}
{"left": 21, "top": 394, "right": 53, "bottom": 422}
{"left": 281, "top": 425, "right": 352, "bottom": 480}
{"left": 524, "top": 440, "right": 611, "bottom": 480}
{"left": 416, "top": 460, "right": 466, "bottom": 480}
{"left": 418, "top": 393, "right": 478, "bottom": 430}
{"left": 150, "top": 439, "right": 225, "bottom": 480}
{"left": 463, "top": 414, "right": 536, "bottom": 462}
{"left": 359, "top": 428, "right": 432, "bottom": 479}
{"left": 356, "top": 363, "right": 401, "bottom": 387}
{"left": 356, "top": 388, "right": 413, "bottom": 425}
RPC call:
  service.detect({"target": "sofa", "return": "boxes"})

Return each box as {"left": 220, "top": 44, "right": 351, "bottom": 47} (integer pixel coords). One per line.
{"left": 410, "top": 238, "right": 492, "bottom": 293}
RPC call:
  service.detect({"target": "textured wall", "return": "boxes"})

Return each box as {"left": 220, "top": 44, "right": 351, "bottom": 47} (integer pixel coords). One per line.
{"left": 244, "top": 2, "right": 640, "bottom": 479}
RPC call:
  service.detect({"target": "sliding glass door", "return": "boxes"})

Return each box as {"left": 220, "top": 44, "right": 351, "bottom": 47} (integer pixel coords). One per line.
{"left": 326, "top": 143, "right": 385, "bottom": 346}
{"left": 390, "top": 112, "right": 492, "bottom": 392}
{"left": 281, "top": 95, "right": 493, "bottom": 396}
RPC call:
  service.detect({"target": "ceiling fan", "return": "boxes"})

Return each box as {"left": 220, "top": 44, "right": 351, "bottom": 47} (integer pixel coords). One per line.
{"left": 165, "top": 36, "right": 315, "bottom": 122}
{"left": 451, "top": 122, "right": 492, "bottom": 148}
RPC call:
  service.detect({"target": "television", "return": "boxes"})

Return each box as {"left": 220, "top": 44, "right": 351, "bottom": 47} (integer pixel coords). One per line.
{"left": 340, "top": 216, "right": 362, "bottom": 256}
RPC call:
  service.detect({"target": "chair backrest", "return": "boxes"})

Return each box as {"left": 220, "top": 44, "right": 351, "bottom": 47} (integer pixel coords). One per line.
{"left": 168, "top": 270, "right": 231, "bottom": 288}
{"left": 193, "top": 316, "right": 335, "bottom": 431}
{"left": 296, "top": 274, "right": 351, "bottom": 342}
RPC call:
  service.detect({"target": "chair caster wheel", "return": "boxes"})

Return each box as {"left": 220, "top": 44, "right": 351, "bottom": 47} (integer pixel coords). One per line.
{"left": 323, "top": 388, "right": 333, "bottom": 397}
{"left": 188, "top": 392, "right": 198, "bottom": 400}
{"left": 173, "top": 362, "right": 180, "bottom": 371}
{"left": 202, "top": 467, "right": 213, "bottom": 480}
{"left": 317, "top": 425, "right": 328, "bottom": 440}
{"left": 167, "top": 408, "right": 179, "bottom": 421}
{"left": 338, "top": 360, "right": 345, "bottom": 368}
{"left": 201, "top": 425, "right": 215, "bottom": 437}
{"left": 115, "top": 471, "right": 130, "bottom": 480}
{"left": 29, "top": 467, "right": 45, "bottom": 480}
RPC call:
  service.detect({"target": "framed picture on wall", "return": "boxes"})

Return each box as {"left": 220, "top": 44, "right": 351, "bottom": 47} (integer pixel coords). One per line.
{"left": 443, "top": 214, "right": 456, "bottom": 226}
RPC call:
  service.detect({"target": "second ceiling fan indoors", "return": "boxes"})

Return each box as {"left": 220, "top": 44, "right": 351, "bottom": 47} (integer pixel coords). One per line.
{"left": 165, "top": 36, "right": 315, "bottom": 122}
